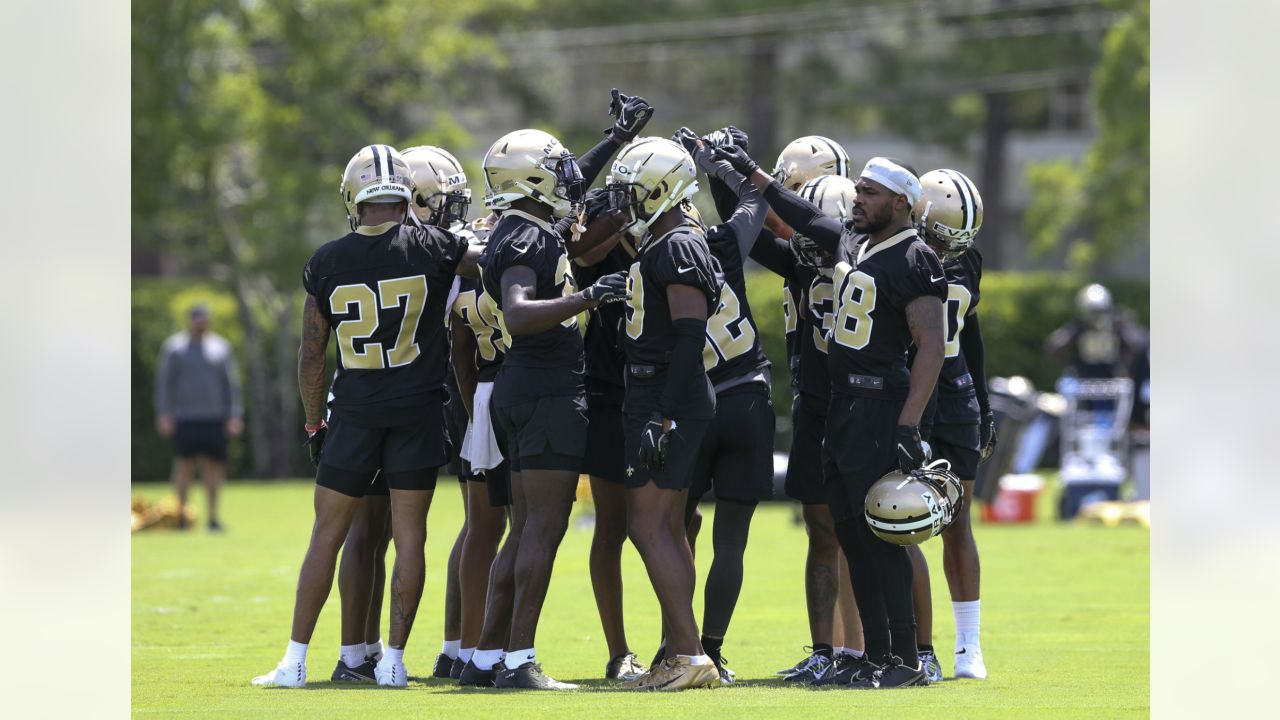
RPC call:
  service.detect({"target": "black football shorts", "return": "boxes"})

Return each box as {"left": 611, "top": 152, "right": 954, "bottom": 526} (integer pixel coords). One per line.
{"left": 316, "top": 409, "right": 447, "bottom": 497}
{"left": 623, "top": 412, "right": 711, "bottom": 492}
{"left": 492, "top": 393, "right": 588, "bottom": 473}
{"left": 785, "top": 392, "right": 829, "bottom": 505}
{"left": 690, "top": 382, "right": 776, "bottom": 504}
{"left": 174, "top": 420, "right": 228, "bottom": 461}
{"left": 822, "top": 394, "right": 904, "bottom": 523}
{"left": 444, "top": 379, "right": 471, "bottom": 482}
{"left": 582, "top": 379, "right": 627, "bottom": 484}
{"left": 925, "top": 421, "right": 981, "bottom": 480}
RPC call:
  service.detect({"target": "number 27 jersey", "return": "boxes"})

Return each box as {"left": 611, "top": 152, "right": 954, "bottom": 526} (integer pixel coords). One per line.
{"left": 302, "top": 221, "right": 467, "bottom": 425}
{"left": 828, "top": 228, "right": 947, "bottom": 397}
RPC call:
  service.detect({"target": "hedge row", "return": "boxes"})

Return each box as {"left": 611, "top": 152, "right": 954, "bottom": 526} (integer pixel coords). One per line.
{"left": 132, "top": 271, "right": 1148, "bottom": 478}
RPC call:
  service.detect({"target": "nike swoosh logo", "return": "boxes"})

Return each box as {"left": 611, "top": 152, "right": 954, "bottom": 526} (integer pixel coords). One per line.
{"left": 930, "top": 275, "right": 946, "bottom": 283}
{"left": 677, "top": 266, "right": 695, "bottom": 274}
{"left": 956, "top": 648, "right": 966, "bottom": 655}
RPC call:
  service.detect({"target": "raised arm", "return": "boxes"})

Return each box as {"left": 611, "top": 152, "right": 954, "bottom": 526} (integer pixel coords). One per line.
{"left": 712, "top": 145, "right": 843, "bottom": 253}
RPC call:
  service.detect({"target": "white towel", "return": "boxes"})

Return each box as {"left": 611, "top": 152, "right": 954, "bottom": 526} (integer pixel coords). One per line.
{"left": 460, "top": 381, "right": 504, "bottom": 471}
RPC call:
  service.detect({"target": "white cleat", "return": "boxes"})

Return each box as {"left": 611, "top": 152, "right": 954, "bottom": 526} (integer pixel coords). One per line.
{"left": 375, "top": 657, "right": 408, "bottom": 687}
{"left": 252, "top": 659, "right": 306, "bottom": 687}
{"left": 953, "top": 645, "right": 988, "bottom": 679}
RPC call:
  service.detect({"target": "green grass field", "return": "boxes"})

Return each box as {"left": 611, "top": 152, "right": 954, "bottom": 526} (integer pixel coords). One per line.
{"left": 132, "top": 478, "right": 1148, "bottom": 718}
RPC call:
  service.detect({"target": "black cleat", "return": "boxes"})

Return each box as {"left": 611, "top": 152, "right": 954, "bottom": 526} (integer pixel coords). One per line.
{"left": 776, "top": 645, "right": 818, "bottom": 675}
{"left": 458, "top": 659, "right": 502, "bottom": 687}
{"left": 851, "top": 656, "right": 928, "bottom": 689}
{"left": 782, "top": 652, "right": 834, "bottom": 683}
{"left": 450, "top": 656, "right": 465, "bottom": 679}
{"left": 813, "top": 653, "right": 878, "bottom": 687}
{"left": 605, "top": 652, "right": 647, "bottom": 681}
{"left": 208, "top": 519, "right": 224, "bottom": 533}
{"left": 433, "top": 653, "right": 455, "bottom": 679}
{"left": 331, "top": 658, "right": 376, "bottom": 683}
{"left": 495, "top": 661, "right": 579, "bottom": 690}
{"left": 707, "top": 649, "right": 736, "bottom": 685}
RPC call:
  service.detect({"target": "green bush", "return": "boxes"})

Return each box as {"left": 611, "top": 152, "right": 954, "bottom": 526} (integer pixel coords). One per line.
{"left": 742, "top": 268, "right": 1149, "bottom": 448}
{"left": 132, "top": 279, "right": 250, "bottom": 481}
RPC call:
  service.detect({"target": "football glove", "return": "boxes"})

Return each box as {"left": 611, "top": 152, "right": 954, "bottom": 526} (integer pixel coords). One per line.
{"left": 790, "top": 232, "right": 825, "bottom": 271}
{"left": 701, "top": 125, "right": 750, "bottom": 152}
{"left": 305, "top": 421, "right": 327, "bottom": 468}
{"left": 672, "top": 126, "right": 701, "bottom": 155}
{"left": 583, "top": 271, "right": 629, "bottom": 304}
{"left": 978, "top": 411, "right": 998, "bottom": 464}
{"left": 894, "top": 425, "right": 930, "bottom": 474}
{"left": 638, "top": 413, "right": 669, "bottom": 470}
{"left": 608, "top": 88, "right": 654, "bottom": 142}
{"left": 713, "top": 144, "right": 759, "bottom": 176}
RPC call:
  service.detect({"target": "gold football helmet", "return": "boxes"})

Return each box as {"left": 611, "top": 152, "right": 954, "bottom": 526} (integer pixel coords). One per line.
{"left": 604, "top": 136, "right": 699, "bottom": 240}
{"left": 403, "top": 145, "right": 471, "bottom": 228}
{"left": 481, "top": 129, "right": 583, "bottom": 215}
{"left": 864, "top": 462, "right": 964, "bottom": 546}
{"left": 914, "top": 169, "right": 983, "bottom": 262}
{"left": 772, "top": 135, "right": 851, "bottom": 191}
{"left": 339, "top": 144, "right": 413, "bottom": 230}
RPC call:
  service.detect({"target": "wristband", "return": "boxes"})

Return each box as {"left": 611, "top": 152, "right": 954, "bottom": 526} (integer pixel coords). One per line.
{"left": 304, "top": 420, "right": 327, "bottom": 434}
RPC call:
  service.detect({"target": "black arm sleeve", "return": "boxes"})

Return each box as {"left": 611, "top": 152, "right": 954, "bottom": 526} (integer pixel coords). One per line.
{"left": 747, "top": 229, "right": 796, "bottom": 280}
{"left": 762, "top": 180, "right": 843, "bottom": 253}
{"left": 660, "top": 318, "right": 709, "bottom": 419}
{"left": 960, "top": 311, "right": 990, "bottom": 414}
{"left": 577, "top": 135, "right": 621, "bottom": 189}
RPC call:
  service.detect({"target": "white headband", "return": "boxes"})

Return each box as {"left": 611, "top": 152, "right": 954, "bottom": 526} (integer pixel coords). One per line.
{"left": 860, "top": 157, "right": 921, "bottom": 208}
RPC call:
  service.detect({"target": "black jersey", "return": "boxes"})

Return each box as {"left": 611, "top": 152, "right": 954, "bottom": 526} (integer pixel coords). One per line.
{"left": 303, "top": 221, "right": 467, "bottom": 425}
{"left": 703, "top": 220, "right": 771, "bottom": 389}
{"left": 796, "top": 267, "right": 838, "bottom": 401}
{"left": 479, "top": 209, "right": 584, "bottom": 395}
{"left": 452, "top": 275, "right": 506, "bottom": 383}
{"left": 828, "top": 228, "right": 947, "bottom": 397}
{"left": 783, "top": 278, "right": 803, "bottom": 388}
{"left": 937, "top": 249, "right": 983, "bottom": 399}
{"left": 622, "top": 226, "right": 720, "bottom": 419}
{"left": 583, "top": 239, "right": 639, "bottom": 389}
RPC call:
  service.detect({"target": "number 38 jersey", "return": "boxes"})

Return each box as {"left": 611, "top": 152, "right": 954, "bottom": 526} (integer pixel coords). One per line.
{"left": 828, "top": 227, "right": 947, "bottom": 397}
{"left": 451, "top": 275, "right": 507, "bottom": 383}
{"left": 622, "top": 226, "right": 721, "bottom": 419}
{"left": 302, "top": 220, "right": 467, "bottom": 425}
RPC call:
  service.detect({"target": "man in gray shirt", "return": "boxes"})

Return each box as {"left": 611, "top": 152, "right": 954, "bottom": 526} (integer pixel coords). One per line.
{"left": 155, "top": 304, "right": 244, "bottom": 531}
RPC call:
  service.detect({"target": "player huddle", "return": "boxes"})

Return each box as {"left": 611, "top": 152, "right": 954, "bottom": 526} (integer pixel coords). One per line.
{"left": 252, "top": 88, "right": 995, "bottom": 692}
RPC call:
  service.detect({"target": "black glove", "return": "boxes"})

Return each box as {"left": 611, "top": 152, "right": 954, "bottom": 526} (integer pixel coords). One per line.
{"left": 638, "top": 413, "right": 669, "bottom": 470}
{"left": 700, "top": 125, "right": 749, "bottom": 151}
{"left": 583, "top": 271, "right": 629, "bottom": 304}
{"left": 713, "top": 144, "right": 759, "bottom": 176}
{"left": 894, "top": 425, "right": 930, "bottom": 473}
{"left": 674, "top": 127, "right": 720, "bottom": 174}
{"left": 608, "top": 88, "right": 654, "bottom": 142}
{"left": 790, "top": 232, "right": 824, "bottom": 270}
{"left": 305, "top": 423, "right": 327, "bottom": 468}
{"left": 978, "top": 411, "right": 998, "bottom": 464}
{"left": 672, "top": 126, "right": 701, "bottom": 155}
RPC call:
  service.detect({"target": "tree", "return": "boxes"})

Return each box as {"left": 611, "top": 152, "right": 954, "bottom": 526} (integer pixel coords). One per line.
{"left": 1024, "top": 0, "right": 1149, "bottom": 270}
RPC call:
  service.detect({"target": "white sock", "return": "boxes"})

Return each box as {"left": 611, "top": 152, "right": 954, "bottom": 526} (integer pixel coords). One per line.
{"left": 681, "top": 654, "right": 712, "bottom": 665}
{"left": 506, "top": 648, "right": 535, "bottom": 667}
{"left": 846, "top": 648, "right": 865, "bottom": 658}
{"left": 367, "top": 640, "right": 383, "bottom": 658}
{"left": 339, "top": 643, "right": 366, "bottom": 667}
{"left": 460, "top": 647, "right": 475, "bottom": 663}
{"left": 284, "top": 640, "right": 308, "bottom": 664}
{"left": 834, "top": 646, "right": 847, "bottom": 656}
{"left": 953, "top": 599, "right": 982, "bottom": 648}
{"left": 441, "top": 639, "right": 461, "bottom": 659}
{"left": 472, "top": 648, "right": 503, "bottom": 671}
{"left": 381, "top": 647, "right": 404, "bottom": 666}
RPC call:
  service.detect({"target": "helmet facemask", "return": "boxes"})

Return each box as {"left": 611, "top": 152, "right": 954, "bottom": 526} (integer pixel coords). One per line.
{"left": 416, "top": 188, "right": 472, "bottom": 229}
{"left": 917, "top": 200, "right": 976, "bottom": 264}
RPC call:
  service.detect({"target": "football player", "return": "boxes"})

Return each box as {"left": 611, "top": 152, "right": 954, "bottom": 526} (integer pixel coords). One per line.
{"left": 252, "top": 144, "right": 485, "bottom": 688}
{"left": 606, "top": 137, "right": 721, "bottom": 691}
{"left": 462, "top": 126, "right": 632, "bottom": 691}
{"left": 906, "top": 169, "right": 994, "bottom": 681}
{"left": 717, "top": 144, "right": 947, "bottom": 688}
{"left": 739, "top": 134, "right": 869, "bottom": 682}
{"left": 666, "top": 128, "right": 771, "bottom": 685}
{"left": 459, "top": 92, "right": 652, "bottom": 690}
{"left": 742, "top": 169, "right": 874, "bottom": 684}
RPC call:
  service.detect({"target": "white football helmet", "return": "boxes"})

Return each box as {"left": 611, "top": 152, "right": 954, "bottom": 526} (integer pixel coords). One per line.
{"left": 864, "top": 461, "right": 964, "bottom": 546}
{"left": 403, "top": 145, "right": 471, "bottom": 228}
{"left": 604, "top": 136, "right": 699, "bottom": 241}
{"left": 481, "top": 129, "right": 583, "bottom": 215}
{"left": 773, "top": 135, "right": 851, "bottom": 191}
{"left": 791, "top": 175, "right": 857, "bottom": 270}
{"left": 339, "top": 144, "right": 413, "bottom": 230}
{"left": 914, "top": 169, "right": 983, "bottom": 263}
